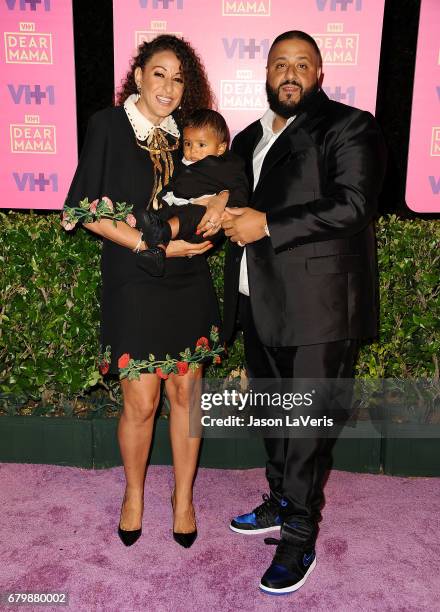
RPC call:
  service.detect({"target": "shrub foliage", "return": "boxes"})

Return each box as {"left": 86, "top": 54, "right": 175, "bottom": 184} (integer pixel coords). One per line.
{"left": 0, "top": 212, "right": 438, "bottom": 403}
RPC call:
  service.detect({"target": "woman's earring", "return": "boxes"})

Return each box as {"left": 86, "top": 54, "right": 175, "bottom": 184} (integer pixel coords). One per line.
{"left": 136, "top": 83, "right": 141, "bottom": 94}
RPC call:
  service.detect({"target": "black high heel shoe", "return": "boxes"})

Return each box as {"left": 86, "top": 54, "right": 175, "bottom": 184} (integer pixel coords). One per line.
{"left": 118, "top": 524, "right": 142, "bottom": 547}
{"left": 171, "top": 492, "right": 197, "bottom": 549}
{"left": 118, "top": 498, "right": 143, "bottom": 547}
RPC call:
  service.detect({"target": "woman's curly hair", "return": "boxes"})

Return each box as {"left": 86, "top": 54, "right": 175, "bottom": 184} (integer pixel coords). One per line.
{"left": 116, "top": 35, "right": 214, "bottom": 124}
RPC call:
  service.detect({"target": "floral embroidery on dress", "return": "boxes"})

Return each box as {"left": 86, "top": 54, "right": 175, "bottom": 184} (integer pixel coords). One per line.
{"left": 61, "top": 197, "right": 136, "bottom": 230}
{"left": 98, "top": 345, "right": 112, "bottom": 375}
{"left": 100, "top": 326, "right": 223, "bottom": 380}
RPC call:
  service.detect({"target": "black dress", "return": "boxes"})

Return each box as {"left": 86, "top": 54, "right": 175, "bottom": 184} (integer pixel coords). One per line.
{"left": 64, "top": 106, "right": 222, "bottom": 376}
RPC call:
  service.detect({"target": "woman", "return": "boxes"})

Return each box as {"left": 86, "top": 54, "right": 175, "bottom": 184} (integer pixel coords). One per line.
{"left": 63, "top": 35, "right": 227, "bottom": 548}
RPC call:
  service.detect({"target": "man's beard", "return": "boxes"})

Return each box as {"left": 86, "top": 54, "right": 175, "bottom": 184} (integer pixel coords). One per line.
{"left": 266, "top": 80, "right": 319, "bottom": 118}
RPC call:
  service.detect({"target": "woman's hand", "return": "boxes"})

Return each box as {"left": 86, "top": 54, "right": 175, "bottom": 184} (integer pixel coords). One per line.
{"left": 165, "top": 239, "right": 213, "bottom": 258}
{"left": 196, "top": 191, "right": 230, "bottom": 237}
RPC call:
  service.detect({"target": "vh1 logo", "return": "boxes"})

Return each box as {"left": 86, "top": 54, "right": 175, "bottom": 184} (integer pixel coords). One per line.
{"left": 223, "top": 38, "right": 269, "bottom": 60}
{"left": 5, "top": 0, "right": 51, "bottom": 10}
{"left": 138, "top": 0, "right": 183, "bottom": 8}
{"left": 316, "top": 0, "right": 362, "bottom": 10}
{"left": 13, "top": 172, "right": 58, "bottom": 192}
{"left": 429, "top": 176, "right": 440, "bottom": 195}
{"left": 323, "top": 85, "right": 355, "bottom": 105}
{"left": 8, "top": 84, "right": 55, "bottom": 105}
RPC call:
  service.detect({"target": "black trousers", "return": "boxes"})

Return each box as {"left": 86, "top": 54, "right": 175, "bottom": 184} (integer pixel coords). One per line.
{"left": 159, "top": 204, "right": 205, "bottom": 243}
{"left": 238, "top": 295, "right": 358, "bottom": 533}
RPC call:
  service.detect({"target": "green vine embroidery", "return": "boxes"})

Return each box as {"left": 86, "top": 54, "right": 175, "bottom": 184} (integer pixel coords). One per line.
{"left": 103, "top": 326, "right": 223, "bottom": 380}
{"left": 61, "top": 197, "right": 136, "bottom": 230}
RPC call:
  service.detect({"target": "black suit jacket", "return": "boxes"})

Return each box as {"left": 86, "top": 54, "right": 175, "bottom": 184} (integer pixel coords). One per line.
{"left": 223, "top": 90, "right": 387, "bottom": 347}
{"left": 158, "top": 152, "right": 249, "bottom": 205}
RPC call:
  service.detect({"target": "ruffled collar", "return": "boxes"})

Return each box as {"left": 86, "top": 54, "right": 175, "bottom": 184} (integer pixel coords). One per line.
{"left": 123, "top": 93, "right": 180, "bottom": 141}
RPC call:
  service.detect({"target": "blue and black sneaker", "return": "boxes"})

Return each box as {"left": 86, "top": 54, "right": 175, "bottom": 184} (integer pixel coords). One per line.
{"left": 230, "top": 494, "right": 282, "bottom": 534}
{"left": 259, "top": 523, "right": 317, "bottom": 595}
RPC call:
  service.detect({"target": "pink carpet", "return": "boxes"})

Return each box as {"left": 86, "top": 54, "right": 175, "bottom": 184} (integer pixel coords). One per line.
{"left": 1, "top": 464, "right": 439, "bottom": 611}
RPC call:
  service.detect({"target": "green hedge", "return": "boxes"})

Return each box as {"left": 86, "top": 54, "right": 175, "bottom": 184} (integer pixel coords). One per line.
{"left": 0, "top": 212, "right": 438, "bottom": 404}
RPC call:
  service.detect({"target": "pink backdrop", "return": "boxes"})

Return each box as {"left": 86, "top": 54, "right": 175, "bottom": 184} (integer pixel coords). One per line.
{"left": 113, "top": 0, "right": 385, "bottom": 140}
{"left": 0, "top": 0, "right": 77, "bottom": 210}
{"left": 405, "top": 0, "right": 440, "bottom": 213}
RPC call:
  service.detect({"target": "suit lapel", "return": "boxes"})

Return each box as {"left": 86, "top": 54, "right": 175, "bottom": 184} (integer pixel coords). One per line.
{"left": 253, "top": 90, "right": 328, "bottom": 197}
{"left": 244, "top": 123, "right": 262, "bottom": 193}
{"left": 255, "top": 126, "right": 292, "bottom": 190}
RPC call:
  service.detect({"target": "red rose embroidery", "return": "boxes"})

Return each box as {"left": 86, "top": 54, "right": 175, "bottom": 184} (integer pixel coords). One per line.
{"left": 99, "top": 360, "right": 110, "bottom": 375}
{"left": 214, "top": 355, "right": 222, "bottom": 364}
{"left": 156, "top": 367, "right": 169, "bottom": 380}
{"left": 196, "top": 337, "right": 210, "bottom": 350}
{"left": 118, "top": 353, "right": 130, "bottom": 369}
{"left": 89, "top": 199, "right": 99, "bottom": 214}
{"left": 176, "top": 361, "right": 189, "bottom": 376}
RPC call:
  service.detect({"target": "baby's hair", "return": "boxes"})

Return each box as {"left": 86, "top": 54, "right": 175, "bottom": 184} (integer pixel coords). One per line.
{"left": 183, "top": 109, "right": 230, "bottom": 148}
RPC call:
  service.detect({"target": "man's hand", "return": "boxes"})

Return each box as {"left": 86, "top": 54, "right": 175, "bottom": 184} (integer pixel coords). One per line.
{"left": 165, "top": 239, "right": 213, "bottom": 258}
{"left": 221, "top": 207, "right": 267, "bottom": 245}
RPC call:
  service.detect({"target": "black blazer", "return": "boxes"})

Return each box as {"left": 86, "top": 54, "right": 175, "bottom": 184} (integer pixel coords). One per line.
{"left": 159, "top": 152, "right": 249, "bottom": 205}
{"left": 223, "top": 90, "right": 387, "bottom": 347}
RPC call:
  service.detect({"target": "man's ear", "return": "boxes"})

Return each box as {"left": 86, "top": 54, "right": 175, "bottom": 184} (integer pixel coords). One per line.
{"left": 218, "top": 142, "right": 227, "bottom": 155}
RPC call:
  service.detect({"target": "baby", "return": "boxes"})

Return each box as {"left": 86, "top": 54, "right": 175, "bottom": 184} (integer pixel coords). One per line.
{"left": 135, "top": 109, "right": 249, "bottom": 276}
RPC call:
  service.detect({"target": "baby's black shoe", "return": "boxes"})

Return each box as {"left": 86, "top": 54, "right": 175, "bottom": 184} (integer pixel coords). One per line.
{"left": 136, "top": 246, "right": 166, "bottom": 277}
{"left": 137, "top": 210, "right": 172, "bottom": 247}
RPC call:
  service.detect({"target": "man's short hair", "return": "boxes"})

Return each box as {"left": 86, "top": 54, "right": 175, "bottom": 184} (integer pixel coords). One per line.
{"left": 269, "top": 31, "right": 323, "bottom": 68}
{"left": 183, "top": 109, "right": 230, "bottom": 148}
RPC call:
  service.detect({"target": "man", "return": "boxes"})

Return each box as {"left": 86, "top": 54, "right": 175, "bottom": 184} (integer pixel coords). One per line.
{"left": 222, "top": 31, "right": 386, "bottom": 595}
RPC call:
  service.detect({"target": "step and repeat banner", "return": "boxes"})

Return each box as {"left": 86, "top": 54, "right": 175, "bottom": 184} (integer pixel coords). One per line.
{"left": 406, "top": 0, "right": 440, "bottom": 213}
{"left": 0, "top": 0, "right": 77, "bottom": 210}
{"left": 3, "top": 1, "right": 439, "bottom": 213}
{"left": 113, "top": 0, "right": 385, "bottom": 140}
